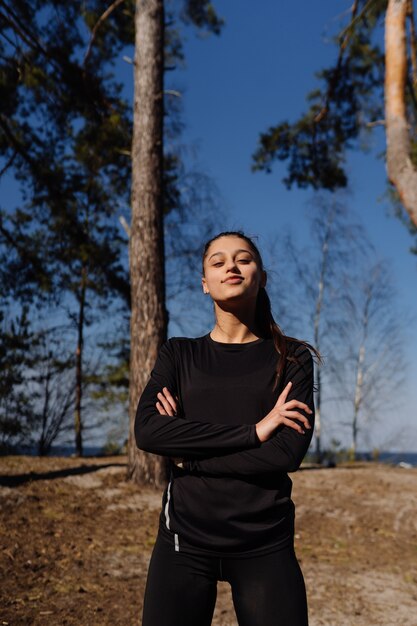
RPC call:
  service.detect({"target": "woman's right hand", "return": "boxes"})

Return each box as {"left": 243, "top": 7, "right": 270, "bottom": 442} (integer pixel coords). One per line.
{"left": 255, "top": 382, "right": 312, "bottom": 443}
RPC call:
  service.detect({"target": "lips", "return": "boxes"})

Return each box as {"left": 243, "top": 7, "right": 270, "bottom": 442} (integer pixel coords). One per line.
{"left": 223, "top": 277, "right": 243, "bottom": 283}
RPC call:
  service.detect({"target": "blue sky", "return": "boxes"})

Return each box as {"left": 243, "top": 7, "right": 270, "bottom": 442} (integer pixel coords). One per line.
{"left": 3, "top": 1, "right": 416, "bottom": 452}
{"left": 169, "top": 0, "right": 417, "bottom": 450}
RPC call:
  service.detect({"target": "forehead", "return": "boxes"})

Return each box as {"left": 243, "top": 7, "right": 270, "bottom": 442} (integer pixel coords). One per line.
{"left": 206, "top": 237, "right": 254, "bottom": 259}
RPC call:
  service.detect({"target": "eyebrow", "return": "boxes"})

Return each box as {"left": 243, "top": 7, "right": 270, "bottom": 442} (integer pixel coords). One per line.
{"left": 208, "top": 249, "right": 254, "bottom": 261}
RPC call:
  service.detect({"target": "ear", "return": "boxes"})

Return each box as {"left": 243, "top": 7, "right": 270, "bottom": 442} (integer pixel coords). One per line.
{"left": 202, "top": 276, "right": 209, "bottom": 294}
{"left": 260, "top": 270, "right": 267, "bottom": 289}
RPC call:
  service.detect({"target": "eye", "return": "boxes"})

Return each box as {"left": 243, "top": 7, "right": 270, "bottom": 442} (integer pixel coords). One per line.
{"left": 212, "top": 262, "right": 224, "bottom": 267}
{"left": 237, "top": 258, "right": 251, "bottom": 264}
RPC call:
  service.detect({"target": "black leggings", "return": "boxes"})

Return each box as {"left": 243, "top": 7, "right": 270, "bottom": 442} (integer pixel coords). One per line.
{"left": 142, "top": 532, "right": 309, "bottom": 626}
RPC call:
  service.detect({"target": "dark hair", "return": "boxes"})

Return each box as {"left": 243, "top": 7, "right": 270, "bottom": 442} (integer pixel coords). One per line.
{"left": 202, "top": 230, "right": 322, "bottom": 391}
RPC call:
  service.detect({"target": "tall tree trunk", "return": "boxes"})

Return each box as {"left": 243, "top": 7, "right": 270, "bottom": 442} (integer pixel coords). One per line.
{"left": 351, "top": 286, "right": 370, "bottom": 460}
{"left": 313, "top": 305, "right": 322, "bottom": 463}
{"left": 127, "top": 0, "right": 169, "bottom": 487}
{"left": 385, "top": 0, "right": 417, "bottom": 227}
{"left": 352, "top": 344, "right": 365, "bottom": 460}
{"left": 74, "top": 264, "right": 87, "bottom": 457}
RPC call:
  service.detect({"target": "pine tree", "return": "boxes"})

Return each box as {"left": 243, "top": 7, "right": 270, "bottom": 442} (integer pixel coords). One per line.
{"left": 252, "top": 0, "right": 417, "bottom": 237}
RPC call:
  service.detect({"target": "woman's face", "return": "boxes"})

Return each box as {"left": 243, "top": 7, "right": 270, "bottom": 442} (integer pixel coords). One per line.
{"left": 202, "top": 236, "right": 266, "bottom": 305}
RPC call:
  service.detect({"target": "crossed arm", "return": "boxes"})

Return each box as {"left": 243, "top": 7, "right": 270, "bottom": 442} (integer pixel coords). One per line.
{"left": 135, "top": 340, "right": 261, "bottom": 458}
{"left": 152, "top": 344, "right": 315, "bottom": 475}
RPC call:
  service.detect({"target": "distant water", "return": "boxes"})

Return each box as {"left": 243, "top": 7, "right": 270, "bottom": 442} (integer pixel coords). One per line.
{"left": 369, "top": 451, "right": 417, "bottom": 467}
{"left": 321, "top": 450, "right": 417, "bottom": 467}
{"left": 47, "top": 445, "right": 107, "bottom": 457}
{"left": 5, "top": 446, "right": 417, "bottom": 467}
{"left": 8, "top": 444, "right": 109, "bottom": 458}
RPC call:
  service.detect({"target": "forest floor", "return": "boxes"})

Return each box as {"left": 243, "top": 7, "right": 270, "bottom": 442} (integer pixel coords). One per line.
{"left": 0, "top": 456, "right": 416, "bottom": 626}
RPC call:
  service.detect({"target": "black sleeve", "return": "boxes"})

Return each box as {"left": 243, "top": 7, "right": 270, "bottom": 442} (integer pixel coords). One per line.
{"left": 186, "top": 346, "right": 315, "bottom": 475}
{"left": 135, "top": 339, "right": 260, "bottom": 458}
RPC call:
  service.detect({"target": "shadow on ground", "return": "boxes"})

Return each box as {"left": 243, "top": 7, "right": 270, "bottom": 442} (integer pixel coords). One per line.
{"left": 0, "top": 461, "right": 126, "bottom": 487}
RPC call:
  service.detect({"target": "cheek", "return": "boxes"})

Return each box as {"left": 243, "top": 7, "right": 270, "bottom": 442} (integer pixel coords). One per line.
{"left": 203, "top": 272, "right": 219, "bottom": 292}
{"left": 247, "top": 268, "right": 262, "bottom": 285}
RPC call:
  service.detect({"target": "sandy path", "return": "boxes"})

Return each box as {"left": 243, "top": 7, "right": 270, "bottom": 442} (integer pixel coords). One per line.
{"left": 1, "top": 457, "right": 416, "bottom": 625}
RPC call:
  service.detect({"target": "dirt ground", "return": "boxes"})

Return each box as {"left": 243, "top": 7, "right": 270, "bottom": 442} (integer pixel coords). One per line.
{"left": 0, "top": 456, "right": 416, "bottom": 626}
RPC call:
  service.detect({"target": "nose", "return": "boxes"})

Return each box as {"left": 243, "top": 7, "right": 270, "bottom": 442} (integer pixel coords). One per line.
{"left": 224, "top": 258, "right": 239, "bottom": 272}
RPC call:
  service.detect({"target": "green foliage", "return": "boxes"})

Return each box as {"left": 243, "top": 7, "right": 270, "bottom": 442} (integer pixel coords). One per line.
{"left": 252, "top": 0, "right": 417, "bottom": 251}
{"left": 0, "top": 0, "right": 225, "bottom": 450}
{"left": 88, "top": 333, "right": 129, "bottom": 410}
{"left": 181, "top": 0, "right": 224, "bottom": 35}
{"left": 0, "top": 0, "right": 225, "bottom": 301}
{"left": 252, "top": 1, "right": 387, "bottom": 191}
{"left": 251, "top": 1, "right": 416, "bottom": 194}
{"left": 0, "top": 308, "right": 35, "bottom": 448}
{"left": 0, "top": 1, "right": 135, "bottom": 453}
{"left": 0, "top": 1, "right": 132, "bottom": 308}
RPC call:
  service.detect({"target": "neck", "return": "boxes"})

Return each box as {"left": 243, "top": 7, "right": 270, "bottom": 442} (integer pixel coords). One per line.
{"left": 210, "top": 302, "right": 261, "bottom": 344}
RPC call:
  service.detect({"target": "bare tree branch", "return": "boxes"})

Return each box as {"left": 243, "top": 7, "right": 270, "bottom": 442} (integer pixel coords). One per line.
{"left": 0, "top": 150, "right": 17, "bottom": 179}
{"left": 0, "top": 2, "right": 48, "bottom": 56}
{"left": 314, "top": 0, "right": 360, "bottom": 123}
{"left": 83, "top": 0, "right": 125, "bottom": 66}
{"left": 366, "top": 119, "right": 386, "bottom": 127}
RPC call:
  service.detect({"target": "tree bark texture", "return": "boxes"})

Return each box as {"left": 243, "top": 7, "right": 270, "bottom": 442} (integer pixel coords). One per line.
{"left": 127, "top": 0, "right": 169, "bottom": 487}
{"left": 385, "top": 0, "right": 417, "bottom": 227}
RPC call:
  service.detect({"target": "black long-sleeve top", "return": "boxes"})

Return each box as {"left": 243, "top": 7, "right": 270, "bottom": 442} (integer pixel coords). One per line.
{"left": 135, "top": 333, "right": 314, "bottom": 557}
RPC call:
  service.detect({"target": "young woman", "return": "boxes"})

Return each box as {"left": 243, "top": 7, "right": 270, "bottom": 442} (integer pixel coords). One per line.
{"left": 135, "top": 231, "right": 319, "bottom": 626}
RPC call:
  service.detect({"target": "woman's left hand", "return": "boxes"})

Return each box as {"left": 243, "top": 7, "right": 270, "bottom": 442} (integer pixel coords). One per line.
{"left": 156, "top": 386, "right": 178, "bottom": 416}
{"left": 155, "top": 387, "right": 184, "bottom": 467}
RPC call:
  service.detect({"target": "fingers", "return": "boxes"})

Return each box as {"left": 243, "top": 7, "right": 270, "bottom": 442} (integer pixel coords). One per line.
{"left": 156, "top": 387, "right": 178, "bottom": 416}
{"left": 156, "top": 393, "right": 173, "bottom": 415}
{"left": 279, "top": 410, "right": 311, "bottom": 430}
{"left": 156, "top": 401, "right": 167, "bottom": 415}
{"left": 275, "top": 382, "right": 313, "bottom": 415}
{"left": 276, "top": 381, "right": 292, "bottom": 406}
{"left": 272, "top": 382, "right": 313, "bottom": 434}
{"left": 281, "top": 417, "right": 308, "bottom": 434}
{"left": 284, "top": 398, "right": 313, "bottom": 414}
{"left": 162, "top": 387, "right": 178, "bottom": 411}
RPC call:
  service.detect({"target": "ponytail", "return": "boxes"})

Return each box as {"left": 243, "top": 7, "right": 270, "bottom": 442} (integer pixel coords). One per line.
{"left": 255, "top": 286, "right": 321, "bottom": 391}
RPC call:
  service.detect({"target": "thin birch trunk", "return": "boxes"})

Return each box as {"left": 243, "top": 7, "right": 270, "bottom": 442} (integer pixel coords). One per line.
{"left": 313, "top": 232, "right": 330, "bottom": 462}
{"left": 351, "top": 287, "right": 370, "bottom": 459}
{"left": 352, "top": 344, "right": 365, "bottom": 459}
